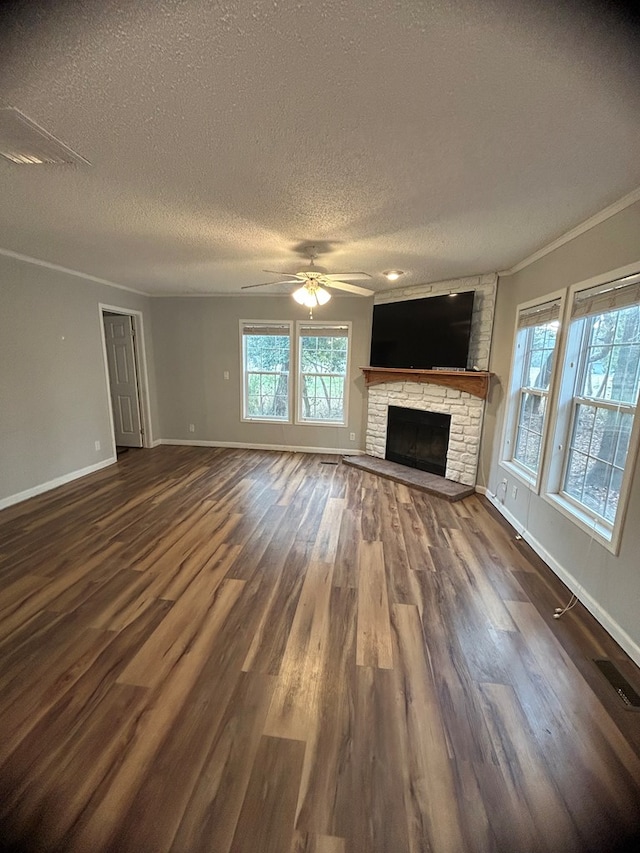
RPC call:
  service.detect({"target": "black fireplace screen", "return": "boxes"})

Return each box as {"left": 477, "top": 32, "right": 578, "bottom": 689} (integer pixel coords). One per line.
{"left": 385, "top": 406, "right": 451, "bottom": 477}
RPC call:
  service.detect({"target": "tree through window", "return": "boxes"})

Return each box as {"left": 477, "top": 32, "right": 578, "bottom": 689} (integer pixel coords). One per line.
{"left": 242, "top": 323, "right": 291, "bottom": 420}
{"left": 562, "top": 299, "right": 640, "bottom": 523}
{"left": 241, "top": 320, "right": 351, "bottom": 426}
{"left": 298, "top": 324, "right": 349, "bottom": 423}
{"left": 503, "top": 296, "right": 562, "bottom": 486}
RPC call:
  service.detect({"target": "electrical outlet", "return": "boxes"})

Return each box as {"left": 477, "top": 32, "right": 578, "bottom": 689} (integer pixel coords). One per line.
{"left": 223, "top": 370, "right": 230, "bottom": 380}
{"left": 512, "top": 485, "right": 518, "bottom": 499}
{"left": 94, "top": 440, "right": 101, "bottom": 451}
{"left": 189, "top": 423, "right": 195, "bottom": 433}
{"left": 350, "top": 432, "right": 356, "bottom": 441}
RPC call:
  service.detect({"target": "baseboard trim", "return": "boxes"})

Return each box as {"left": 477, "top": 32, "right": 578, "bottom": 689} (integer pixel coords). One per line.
{"left": 0, "top": 457, "right": 117, "bottom": 511}
{"left": 158, "top": 438, "right": 365, "bottom": 455}
{"left": 484, "top": 491, "right": 640, "bottom": 668}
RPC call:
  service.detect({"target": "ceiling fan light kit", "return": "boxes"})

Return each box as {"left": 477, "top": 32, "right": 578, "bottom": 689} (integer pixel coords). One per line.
{"left": 292, "top": 283, "right": 331, "bottom": 307}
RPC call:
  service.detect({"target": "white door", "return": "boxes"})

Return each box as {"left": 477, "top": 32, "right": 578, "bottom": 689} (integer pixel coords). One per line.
{"left": 103, "top": 314, "right": 143, "bottom": 448}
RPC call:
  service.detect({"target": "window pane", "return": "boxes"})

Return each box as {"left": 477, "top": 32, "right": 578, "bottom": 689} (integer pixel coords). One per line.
{"left": 513, "top": 391, "right": 546, "bottom": 471}
{"left": 573, "top": 403, "right": 596, "bottom": 446}
{"left": 243, "top": 330, "right": 290, "bottom": 420}
{"left": 580, "top": 456, "right": 608, "bottom": 518}
{"left": 299, "top": 332, "right": 348, "bottom": 422}
{"left": 505, "top": 314, "right": 560, "bottom": 480}
{"left": 301, "top": 373, "right": 345, "bottom": 420}
{"left": 564, "top": 448, "right": 588, "bottom": 504}
{"left": 613, "top": 419, "right": 632, "bottom": 468}
{"left": 301, "top": 336, "right": 347, "bottom": 374}
{"left": 246, "top": 335, "right": 290, "bottom": 371}
{"left": 563, "top": 400, "right": 634, "bottom": 525}
{"left": 525, "top": 322, "right": 558, "bottom": 390}
{"left": 603, "top": 468, "right": 623, "bottom": 523}
{"left": 578, "top": 305, "right": 640, "bottom": 404}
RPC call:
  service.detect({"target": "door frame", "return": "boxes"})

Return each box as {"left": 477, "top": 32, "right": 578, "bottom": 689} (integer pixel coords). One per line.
{"left": 99, "top": 303, "right": 154, "bottom": 456}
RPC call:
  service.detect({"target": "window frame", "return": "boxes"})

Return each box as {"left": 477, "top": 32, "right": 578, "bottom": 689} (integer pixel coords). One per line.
{"left": 239, "top": 319, "right": 352, "bottom": 428}
{"left": 500, "top": 290, "right": 565, "bottom": 492}
{"left": 240, "top": 320, "right": 293, "bottom": 423}
{"left": 542, "top": 268, "right": 640, "bottom": 554}
{"left": 295, "top": 321, "right": 351, "bottom": 426}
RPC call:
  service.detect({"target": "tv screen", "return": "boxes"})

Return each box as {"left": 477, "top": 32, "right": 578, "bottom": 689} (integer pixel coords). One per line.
{"left": 370, "top": 291, "right": 474, "bottom": 370}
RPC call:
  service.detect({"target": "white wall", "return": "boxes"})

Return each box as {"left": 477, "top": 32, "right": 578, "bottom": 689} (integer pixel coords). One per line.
{"left": 151, "top": 294, "right": 373, "bottom": 453}
{"left": 0, "top": 253, "right": 158, "bottom": 507}
{"left": 481, "top": 201, "right": 640, "bottom": 665}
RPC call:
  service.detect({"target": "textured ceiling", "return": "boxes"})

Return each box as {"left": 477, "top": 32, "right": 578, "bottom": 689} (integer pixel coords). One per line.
{"left": 0, "top": 0, "right": 639, "bottom": 295}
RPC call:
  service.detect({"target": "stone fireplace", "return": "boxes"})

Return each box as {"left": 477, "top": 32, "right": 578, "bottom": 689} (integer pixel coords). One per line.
{"left": 365, "top": 383, "right": 484, "bottom": 485}
{"left": 364, "top": 274, "right": 496, "bottom": 487}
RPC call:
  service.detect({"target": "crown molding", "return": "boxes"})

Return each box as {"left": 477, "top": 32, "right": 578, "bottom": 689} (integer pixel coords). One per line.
{"left": 499, "top": 185, "right": 640, "bottom": 277}
{"left": 0, "top": 247, "right": 148, "bottom": 295}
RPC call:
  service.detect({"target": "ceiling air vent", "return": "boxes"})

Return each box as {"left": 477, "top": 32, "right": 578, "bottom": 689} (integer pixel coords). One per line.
{"left": 0, "top": 107, "right": 90, "bottom": 166}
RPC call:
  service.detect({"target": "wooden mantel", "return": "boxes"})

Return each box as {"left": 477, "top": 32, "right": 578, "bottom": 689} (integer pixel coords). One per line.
{"left": 361, "top": 366, "right": 492, "bottom": 399}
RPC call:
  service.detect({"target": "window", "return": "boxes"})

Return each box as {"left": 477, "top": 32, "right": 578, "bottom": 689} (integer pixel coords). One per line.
{"left": 240, "top": 320, "right": 351, "bottom": 426}
{"left": 543, "top": 272, "right": 640, "bottom": 549}
{"left": 557, "top": 277, "right": 640, "bottom": 530}
{"left": 502, "top": 295, "right": 563, "bottom": 487}
{"left": 297, "top": 324, "right": 349, "bottom": 424}
{"left": 241, "top": 322, "right": 292, "bottom": 421}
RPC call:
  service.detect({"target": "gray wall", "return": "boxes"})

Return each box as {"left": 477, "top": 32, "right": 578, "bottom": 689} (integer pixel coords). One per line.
{"left": 0, "top": 253, "right": 158, "bottom": 504}
{"left": 151, "top": 295, "right": 373, "bottom": 452}
{"left": 481, "top": 201, "right": 640, "bottom": 662}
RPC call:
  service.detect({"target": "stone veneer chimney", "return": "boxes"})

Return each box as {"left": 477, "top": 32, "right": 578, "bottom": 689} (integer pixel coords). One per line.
{"left": 365, "top": 274, "right": 497, "bottom": 487}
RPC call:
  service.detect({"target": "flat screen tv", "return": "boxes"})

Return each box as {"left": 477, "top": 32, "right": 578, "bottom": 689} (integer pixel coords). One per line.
{"left": 370, "top": 291, "right": 474, "bottom": 370}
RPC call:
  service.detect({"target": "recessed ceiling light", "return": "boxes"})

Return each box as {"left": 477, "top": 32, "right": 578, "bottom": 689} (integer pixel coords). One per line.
{"left": 383, "top": 270, "right": 404, "bottom": 281}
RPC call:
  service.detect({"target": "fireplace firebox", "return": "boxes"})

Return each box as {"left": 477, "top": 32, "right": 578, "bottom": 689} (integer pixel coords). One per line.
{"left": 385, "top": 406, "right": 451, "bottom": 477}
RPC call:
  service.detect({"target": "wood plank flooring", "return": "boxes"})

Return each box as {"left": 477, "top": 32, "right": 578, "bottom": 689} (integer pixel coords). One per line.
{"left": 0, "top": 446, "right": 639, "bottom": 853}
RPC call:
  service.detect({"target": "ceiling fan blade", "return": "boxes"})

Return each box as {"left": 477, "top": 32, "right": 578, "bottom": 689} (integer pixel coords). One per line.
{"left": 241, "top": 280, "right": 298, "bottom": 290}
{"left": 326, "top": 280, "right": 375, "bottom": 297}
{"left": 262, "top": 269, "right": 302, "bottom": 279}
{"left": 324, "top": 271, "right": 372, "bottom": 281}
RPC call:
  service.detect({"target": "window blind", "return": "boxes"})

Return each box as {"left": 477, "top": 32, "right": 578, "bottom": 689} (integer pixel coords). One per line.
{"left": 298, "top": 324, "right": 349, "bottom": 338}
{"left": 517, "top": 298, "right": 562, "bottom": 329}
{"left": 571, "top": 274, "right": 640, "bottom": 319}
{"left": 242, "top": 323, "right": 291, "bottom": 336}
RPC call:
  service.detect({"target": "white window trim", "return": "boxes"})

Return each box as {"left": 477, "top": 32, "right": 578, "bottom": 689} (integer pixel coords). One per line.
{"left": 541, "top": 267, "right": 640, "bottom": 554}
{"left": 239, "top": 319, "right": 352, "bottom": 428}
{"left": 294, "top": 320, "right": 352, "bottom": 426}
{"left": 239, "top": 320, "right": 294, "bottom": 423}
{"left": 500, "top": 289, "right": 565, "bottom": 492}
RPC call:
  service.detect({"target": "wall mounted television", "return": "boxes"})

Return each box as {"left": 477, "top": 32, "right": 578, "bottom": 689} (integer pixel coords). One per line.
{"left": 369, "top": 291, "right": 475, "bottom": 370}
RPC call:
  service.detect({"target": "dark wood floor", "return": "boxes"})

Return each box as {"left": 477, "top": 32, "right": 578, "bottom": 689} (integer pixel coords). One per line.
{"left": 0, "top": 447, "right": 639, "bottom": 853}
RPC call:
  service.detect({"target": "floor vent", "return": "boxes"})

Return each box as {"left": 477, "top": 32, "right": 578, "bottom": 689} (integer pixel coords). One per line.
{"left": 594, "top": 659, "right": 640, "bottom": 709}
{"left": 321, "top": 460, "right": 339, "bottom": 465}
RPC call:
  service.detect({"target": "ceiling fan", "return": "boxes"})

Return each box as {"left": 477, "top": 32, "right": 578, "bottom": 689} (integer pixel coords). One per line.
{"left": 241, "top": 248, "right": 374, "bottom": 316}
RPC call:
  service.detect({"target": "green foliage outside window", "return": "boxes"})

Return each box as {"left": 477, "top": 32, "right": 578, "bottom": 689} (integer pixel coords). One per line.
{"left": 299, "top": 334, "right": 347, "bottom": 422}
{"left": 244, "top": 334, "right": 290, "bottom": 420}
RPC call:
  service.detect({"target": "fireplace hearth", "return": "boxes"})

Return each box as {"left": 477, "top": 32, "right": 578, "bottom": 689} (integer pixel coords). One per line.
{"left": 385, "top": 406, "right": 451, "bottom": 477}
